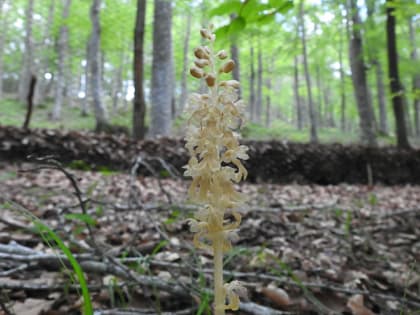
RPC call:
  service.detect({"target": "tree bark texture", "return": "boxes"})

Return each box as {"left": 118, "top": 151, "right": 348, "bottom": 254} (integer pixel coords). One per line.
{"left": 338, "top": 21, "right": 347, "bottom": 132}
{"left": 34, "top": 0, "right": 55, "bottom": 106}
{"left": 366, "top": 0, "right": 388, "bottom": 135}
{"left": 18, "top": 0, "right": 34, "bottom": 103}
{"left": 386, "top": 0, "right": 410, "bottom": 149}
{"left": 112, "top": 49, "right": 125, "bottom": 113}
{"left": 23, "top": 75, "right": 36, "bottom": 129}
{"left": 294, "top": 56, "right": 303, "bottom": 130}
{"left": 347, "top": 0, "right": 377, "bottom": 147}
{"left": 133, "top": 0, "right": 147, "bottom": 140}
{"left": 0, "top": 0, "right": 6, "bottom": 100}
{"left": 256, "top": 41, "right": 263, "bottom": 124}
{"left": 178, "top": 11, "right": 191, "bottom": 116}
{"left": 249, "top": 45, "right": 256, "bottom": 123}
{"left": 299, "top": 0, "right": 318, "bottom": 143}
{"left": 82, "top": 39, "right": 92, "bottom": 117}
{"left": 89, "top": 0, "right": 108, "bottom": 131}
{"left": 150, "top": 0, "right": 173, "bottom": 137}
{"left": 52, "top": 0, "right": 71, "bottom": 120}
{"left": 265, "top": 58, "right": 273, "bottom": 128}
{"left": 374, "top": 60, "right": 389, "bottom": 135}
{"left": 230, "top": 16, "right": 241, "bottom": 98}
{"left": 315, "top": 64, "right": 323, "bottom": 127}
{"left": 409, "top": 16, "right": 420, "bottom": 137}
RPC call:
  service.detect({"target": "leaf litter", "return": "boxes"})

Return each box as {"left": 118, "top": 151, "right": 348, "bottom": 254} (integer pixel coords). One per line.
{"left": 0, "top": 161, "right": 419, "bottom": 315}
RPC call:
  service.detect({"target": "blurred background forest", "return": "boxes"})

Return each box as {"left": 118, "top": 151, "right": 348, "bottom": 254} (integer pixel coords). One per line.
{"left": 0, "top": 0, "right": 419, "bottom": 146}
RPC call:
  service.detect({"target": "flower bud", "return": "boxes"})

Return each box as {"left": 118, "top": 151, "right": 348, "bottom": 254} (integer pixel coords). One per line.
{"left": 200, "top": 28, "right": 212, "bottom": 40}
{"left": 194, "top": 58, "right": 209, "bottom": 68}
{"left": 220, "top": 60, "right": 235, "bottom": 73}
{"left": 219, "top": 80, "right": 240, "bottom": 89}
{"left": 205, "top": 74, "right": 216, "bottom": 87}
{"left": 190, "top": 66, "right": 204, "bottom": 79}
{"left": 194, "top": 47, "right": 209, "bottom": 59}
{"left": 217, "top": 50, "right": 228, "bottom": 60}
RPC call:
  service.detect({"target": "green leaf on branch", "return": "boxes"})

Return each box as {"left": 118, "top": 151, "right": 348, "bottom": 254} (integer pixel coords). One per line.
{"left": 209, "top": 0, "right": 242, "bottom": 17}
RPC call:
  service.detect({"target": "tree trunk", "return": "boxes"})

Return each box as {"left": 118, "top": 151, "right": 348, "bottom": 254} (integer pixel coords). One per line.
{"left": 34, "top": 0, "right": 55, "bottom": 106}
{"left": 294, "top": 56, "right": 303, "bottom": 130}
{"left": 315, "top": 64, "right": 323, "bottom": 127}
{"left": 347, "top": 0, "right": 377, "bottom": 146}
{"left": 265, "top": 58, "right": 273, "bottom": 128}
{"left": 0, "top": 0, "right": 6, "bottom": 100}
{"left": 89, "top": 0, "right": 108, "bottom": 131}
{"left": 338, "top": 17, "right": 347, "bottom": 132}
{"left": 249, "top": 45, "right": 256, "bottom": 123}
{"left": 299, "top": 0, "right": 318, "bottom": 143}
{"left": 386, "top": 0, "right": 410, "bottom": 149}
{"left": 366, "top": 0, "right": 388, "bottom": 135}
{"left": 112, "top": 49, "right": 125, "bottom": 114}
{"left": 133, "top": 0, "right": 147, "bottom": 140}
{"left": 150, "top": 0, "right": 172, "bottom": 137}
{"left": 81, "top": 40, "right": 91, "bottom": 117}
{"left": 256, "top": 40, "right": 263, "bottom": 124}
{"left": 230, "top": 16, "right": 241, "bottom": 98}
{"left": 18, "top": 0, "right": 35, "bottom": 103}
{"left": 373, "top": 60, "right": 389, "bottom": 135}
{"left": 52, "top": 0, "right": 71, "bottom": 120}
{"left": 409, "top": 16, "right": 420, "bottom": 137}
{"left": 178, "top": 11, "right": 191, "bottom": 116}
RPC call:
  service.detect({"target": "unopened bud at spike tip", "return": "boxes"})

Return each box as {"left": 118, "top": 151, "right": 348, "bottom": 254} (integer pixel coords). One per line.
{"left": 217, "top": 50, "right": 228, "bottom": 60}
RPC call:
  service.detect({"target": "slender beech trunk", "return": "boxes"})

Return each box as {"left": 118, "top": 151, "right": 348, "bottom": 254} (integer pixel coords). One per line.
{"left": 347, "top": 0, "right": 377, "bottom": 146}
{"left": 90, "top": 0, "right": 108, "bottom": 131}
{"left": 409, "top": 16, "right": 420, "bottom": 136}
{"left": 18, "top": 0, "right": 35, "bottom": 103}
{"left": 52, "top": 0, "right": 71, "bottom": 120}
{"left": 315, "top": 64, "right": 323, "bottom": 127}
{"left": 294, "top": 56, "right": 303, "bottom": 130}
{"left": 366, "top": 0, "right": 388, "bottom": 135}
{"left": 249, "top": 45, "right": 256, "bottom": 122}
{"left": 0, "top": 0, "right": 6, "bottom": 100}
{"left": 338, "top": 20, "right": 347, "bottom": 132}
{"left": 256, "top": 40, "right": 263, "bottom": 124}
{"left": 178, "top": 11, "right": 191, "bottom": 116}
{"left": 265, "top": 58, "right": 273, "bottom": 128}
{"left": 386, "top": 0, "right": 410, "bottom": 148}
{"left": 133, "top": 0, "right": 147, "bottom": 140}
{"left": 34, "top": 0, "right": 55, "bottom": 105}
{"left": 112, "top": 49, "right": 125, "bottom": 114}
{"left": 150, "top": 0, "right": 173, "bottom": 137}
{"left": 82, "top": 40, "right": 91, "bottom": 116}
{"left": 230, "top": 15, "right": 241, "bottom": 98}
{"left": 374, "top": 60, "right": 388, "bottom": 134}
{"left": 299, "top": 0, "right": 318, "bottom": 143}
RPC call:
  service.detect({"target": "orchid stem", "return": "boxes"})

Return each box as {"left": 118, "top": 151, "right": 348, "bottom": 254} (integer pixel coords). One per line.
{"left": 213, "top": 232, "right": 225, "bottom": 315}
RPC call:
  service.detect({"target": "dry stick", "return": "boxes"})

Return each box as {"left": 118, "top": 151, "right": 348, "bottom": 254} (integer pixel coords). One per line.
{"left": 94, "top": 307, "right": 195, "bottom": 315}
{"left": 130, "top": 155, "right": 173, "bottom": 204}
{"left": 4, "top": 243, "right": 419, "bottom": 310}
{"left": 0, "top": 293, "right": 13, "bottom": 315}
{"left": 20, "top": 158, "right": 97, "bottom": 247}
{"left": 128, "top": 156, "right": 201, "bottom": 298}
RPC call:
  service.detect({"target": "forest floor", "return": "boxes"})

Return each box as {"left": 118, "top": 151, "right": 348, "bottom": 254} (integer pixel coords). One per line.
{"left": 0, "top": 161, "right": 419, "bottom": 315}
